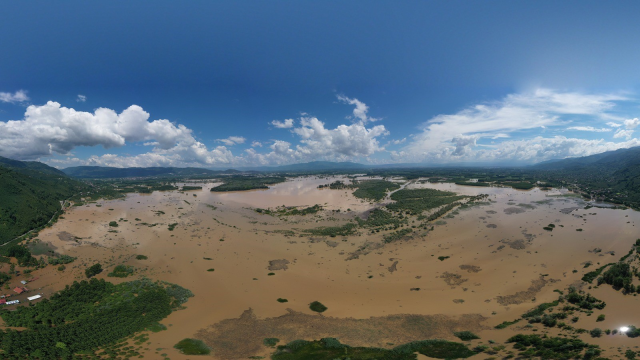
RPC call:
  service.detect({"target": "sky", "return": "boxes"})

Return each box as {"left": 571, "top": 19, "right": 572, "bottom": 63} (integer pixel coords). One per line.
{"left": 2, "top": 1, "right": 640, "bottom": 168}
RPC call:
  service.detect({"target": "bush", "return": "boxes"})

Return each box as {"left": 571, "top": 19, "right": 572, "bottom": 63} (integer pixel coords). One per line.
{"left": 108, "top": 264, "right": 134, "bottom": 278}
{"left": 454, "top": 331, "right": 480, "bottom": 341}
{"left": 135, "top": 255, "right": 148, "bottom": 260}
{"left": 590, "top": 328, "right": 603, "bottom": 338}
{"left": 174, "top": 338, "right": 210, "bottom": 355}
{"left": 597, "top": 314, "right": 605, "bottom": 322}
{"left": 85, "top": 263, "right": 103, "bottom": 278}
{"left": 108, "top": 221, "right": 118, "bottom": 227}
{"left": 263, "top": 338, "right": 279, "bottom": 347}
{"left": 309, "top": 301, "right": 328, "bottom": 313}
{"left": 48, "top": 255, "right": 76, "bottom": 265}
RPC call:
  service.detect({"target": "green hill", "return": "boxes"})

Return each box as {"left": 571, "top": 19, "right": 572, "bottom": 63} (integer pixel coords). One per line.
{"left": 0, "top": 158, "right": 82, "bottom": 244}
{"left": 0, "top": 156, "right": 67, "bottom": 177}
{"left": 532, "top": 146, "right": 640, "bottom": 207}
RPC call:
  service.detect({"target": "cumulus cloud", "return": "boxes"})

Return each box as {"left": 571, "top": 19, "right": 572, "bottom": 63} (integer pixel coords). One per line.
{"left": 451, "top": 135, "right": 478, "bottom": 156}
{"left": 293, "top": 116, "right": 388, "bottom": 157}
{"left": 76, "top": 94, "right": 87, "bottom": 102}
{"left": 614, "top": 129, "right": 634, "bottom": 140}
{"left": 0, "top": 101, "right": 235, "bottom": 166}
{"left": 216, "top": 136, "right": 246, "bottom": 146}
{"left": 337, "top": 95, "right": 378, "bottom": 123}
{"left": 390, "top": 138, "right": 406, "bottom": 145}
{"left": 624, "top": 118, "right": 640, "bottom": 129}
{"left": 0, "top": 90, "right": 29, "bottom": 103}
{"left": 1, "top": 96, "right": 389, "bottom": 168}
{"left": 243, "top": 112, "right": 389, "bottom": 166}
{"left": 567, "top": 126, "right": 612, "bottom": 132}
{"left": 406, "top": 88, "right": 633, "bottom": 162}
{"left": 270, "top": 118, "right": 294, "bottom": 128}
{"left": 484, "top": 136, "right": 640, "bottom": 163}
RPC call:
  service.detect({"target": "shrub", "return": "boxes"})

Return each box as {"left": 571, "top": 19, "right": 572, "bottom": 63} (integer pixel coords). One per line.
{"left": 454, "top": 331, "right": 480, "bottom": 341}
{"left": 263, "top": 338, "right": 279, "bottom": 347}
{"left": 590, "top": 328, "right": 603, "bottom": 338}
{"left": 174, "top": 338, "right": 210, "bottom": 355}
{"left": 108, "top": 221, "right": 118, "bottom": 227}
{"left": 309, "top": 301, "right": 328, "bottom": 313}
{"left": 85, "top": 263, "right": 103, "bottom": 278}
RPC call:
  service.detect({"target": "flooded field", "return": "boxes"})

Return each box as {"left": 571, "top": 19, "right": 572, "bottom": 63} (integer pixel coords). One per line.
{"left": 16, "top": 177, "right": 640, "bottom": 359}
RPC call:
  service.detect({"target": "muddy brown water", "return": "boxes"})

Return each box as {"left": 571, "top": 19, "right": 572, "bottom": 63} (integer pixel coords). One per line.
{"left": 15, "top": 177, "right": 640, "bottom": 359}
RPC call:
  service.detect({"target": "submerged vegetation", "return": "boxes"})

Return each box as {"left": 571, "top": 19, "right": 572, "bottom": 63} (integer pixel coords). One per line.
{"left": 211, "top": 176, "right": 286, "bottom": 192}
{"left": 256, "top": 204, "right": 322, "bottom": 216}
{"left": 357, "top": 208, "right": 407, "bottom": 230}
{"left": 174, "top": 338, "right": 210, "bottom": 355}
{"left": 271, "top": 338, "right": 477, "bottom": 360}
{"left": 108, "top": 264, "right": 135, "bottom": 278}
{"left": 507, "top": 334, "right": 600, "bottom": 359}
{"left": 303, "top": 223, "right": 357, "bottom": 237}
{"left": 386, "top": 188, "right": 467, "bottom": 215}
{"left": 309, "top": 301, "right": 328, "bottom": 313}
{"left": 351, "top": 180, "right": 400, "bottom": 201}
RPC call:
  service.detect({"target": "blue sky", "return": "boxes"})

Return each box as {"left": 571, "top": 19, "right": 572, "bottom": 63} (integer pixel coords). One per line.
{"left": 2, "top": 1, "right": 640, "bottom": 168}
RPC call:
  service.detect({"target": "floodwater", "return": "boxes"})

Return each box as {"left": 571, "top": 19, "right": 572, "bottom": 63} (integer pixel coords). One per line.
{"left": 15, "top": 177, "right": 640, "bottom": 359}
{"left": 203, "top": 176, "right": 373, "bottom": 211}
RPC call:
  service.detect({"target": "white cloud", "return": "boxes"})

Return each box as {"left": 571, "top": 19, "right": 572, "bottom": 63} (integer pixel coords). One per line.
{"left": 486, "top": 136, "right": 640, "bottom": 163}
{"left": 451, "top": 135, "right": 478, "bottom": 156}
{"left": 216, "top": 136, "right": 246, "bottom": 146}
{"left": 406, "top": 88, "right": 632, "bottom": 161}
{"left": 0, "top": 90, "right": 29, "bottom": 103}
{"left": 624, "top": 118, "right": 640, "bottom": 129}
{"left": 567, "top": 126, "right": 612, "bottom": 132}
{"left": 607, "top": 121, "right": 623, "bottom": 128}
{"left": 614, "top": 129, "right": 634, "bottom": 140}
{"left": 76, "top": 94, "right": 87, "bottom": 102}
{"left": 270, "top": 118, "right": 294, "bottom": 128}
{"left": 244, "top": 115, "right": 389, "bottom": 166}
{"left": 293, "top": 116, "right": 388, "bottom": 157}
{"left": 390, "top": 138, "right": 406, "bottom": 145}
{"left": 1, "top": 97, "right": 389, "bottom": 168}
{"left": 0, "top": 101, "right": 233, "bottom": 166}
{"left": 337, "top": 95, "right": 378, "bottom": 123}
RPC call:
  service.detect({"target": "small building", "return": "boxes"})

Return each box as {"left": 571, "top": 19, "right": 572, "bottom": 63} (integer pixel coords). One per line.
{"left": 20, "top": 280, "right": 27, "bottom": 285}
{"left": 0, "top": 299, "right": 6, "bottom": 305}
{"left": 27, "top": 295, "right": 41, "bottom": 301}
{"left": 13, "top": 287, "right": 24, "bottom": 294}
{"left": 6, "top": 300, "right": 19, "bottom": 305}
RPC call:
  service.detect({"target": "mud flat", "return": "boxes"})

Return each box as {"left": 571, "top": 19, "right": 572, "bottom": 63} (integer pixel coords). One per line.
{"left": 21, "top": 177, "right": 640, "bottom": 359}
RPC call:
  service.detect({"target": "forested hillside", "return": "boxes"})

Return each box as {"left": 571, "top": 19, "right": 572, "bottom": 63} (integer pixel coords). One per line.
{"left": 532, "top": 146, "right": 640, "bottom": 207}
{"left": 0, "top": 156, "right": 67, "bottom": 177}
{"left": 0, "top": 161, "right": 82, "bottom": 244}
